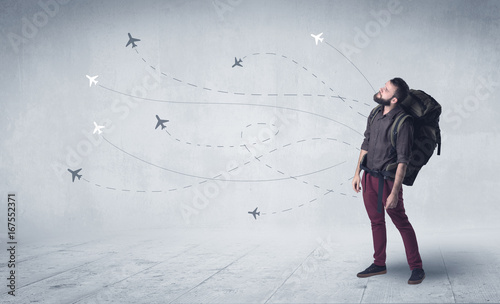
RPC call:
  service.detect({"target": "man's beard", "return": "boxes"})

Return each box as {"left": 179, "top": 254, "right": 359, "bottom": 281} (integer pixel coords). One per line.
{"left": 373, "top": 92, "right": 391, "bottom": 106}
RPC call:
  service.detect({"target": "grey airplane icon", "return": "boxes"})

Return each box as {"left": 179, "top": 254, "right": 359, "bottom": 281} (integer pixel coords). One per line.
{"left": 126, "top": 33, "right": 140, "bottom": 48}
{"left": 232, "top": 57, "right": 243, "bottom": 68}
{"left": 248, "top": 207, "right": 260, "bottom": 220}
{"left": 68, "top": 168, "right": 82, "bottom": 182}
{"left": 155, "top": 115, "right": 169, "bottom": 130}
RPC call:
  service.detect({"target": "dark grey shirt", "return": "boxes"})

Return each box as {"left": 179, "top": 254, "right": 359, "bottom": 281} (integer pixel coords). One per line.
{"left": 361, "top": 104, "right": 413, "bottom": 171}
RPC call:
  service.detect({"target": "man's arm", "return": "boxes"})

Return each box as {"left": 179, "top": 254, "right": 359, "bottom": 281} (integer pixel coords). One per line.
{"left": 353, "top": 110, "right": 371, "bottom": 193}
{"left": 385, "top": 162, "right": 407, "bottom": 209}
{"left": 386, "top": 118, "right": 412, "bottom": 209}
{"left": 352, "top": 149, "right": 368, "bottom": 193}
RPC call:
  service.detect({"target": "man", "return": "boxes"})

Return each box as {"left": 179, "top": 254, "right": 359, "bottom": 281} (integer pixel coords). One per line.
{"left": 352, "top": 77, "right": 425, "bottom": 285}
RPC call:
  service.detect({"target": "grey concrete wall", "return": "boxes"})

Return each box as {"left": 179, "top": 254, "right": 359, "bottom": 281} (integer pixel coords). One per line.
{"left": 1, "top": 0, "right": 499, "bottom": 238}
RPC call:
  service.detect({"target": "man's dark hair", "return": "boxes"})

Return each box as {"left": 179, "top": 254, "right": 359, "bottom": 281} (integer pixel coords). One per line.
{"left": 390, "top": 77, "right": 410, "bottom": 103}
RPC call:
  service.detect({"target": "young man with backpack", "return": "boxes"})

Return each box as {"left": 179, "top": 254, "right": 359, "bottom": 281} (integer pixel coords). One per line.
{"left": 352, "top": 77, "right": 425, "bottom": 285}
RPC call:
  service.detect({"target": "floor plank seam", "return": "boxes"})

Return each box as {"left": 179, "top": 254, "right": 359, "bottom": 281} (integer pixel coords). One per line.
{"left": 440, "top": 246, "right": 457, "bottom": 303}
{"left": 168, "top": 245, "right": 259, "bottom": 304}
{"left": 264, "top": 246, "right": 319, "bottom": 303}
{"left": 69, "top": 244, "right": 199, "bottom": 304}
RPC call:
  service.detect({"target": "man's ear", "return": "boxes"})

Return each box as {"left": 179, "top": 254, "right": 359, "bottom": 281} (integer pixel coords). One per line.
{"left": 391, "top": 97, "right": 398, "bottom": 104}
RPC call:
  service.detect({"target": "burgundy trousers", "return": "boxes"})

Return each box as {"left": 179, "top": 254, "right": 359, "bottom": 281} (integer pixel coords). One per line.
{"left": 362, "top": 172, "right": 423, "bottom": 270}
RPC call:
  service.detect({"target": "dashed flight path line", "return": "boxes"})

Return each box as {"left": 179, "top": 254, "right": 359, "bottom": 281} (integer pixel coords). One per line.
{"left": 239, "top": 136, "right": 358, "bottom": 191}
{"left": 161, "top": 122, "right": 354, "bottom": 155}
{"left": 100, "top": 135, "right": 348, "bottom": 184}
{"left": 145, "top": 118, "right": 359, "bottom": 204}
{"left": 82, "top": 126, "right": 358, "bottom": 197}
{"left": 82, "top": 126, "right": 360, "bottom": 217}
{"left": 163, "top": 122, "right": 280, "bottom": 150}
{"left": 98, "top": 84, "right": 364, "bottom": 137}
{"left": 260, "top": 177, "right": 358, "bottom": 217}
{"left": 235, "top": 134, "right": 359, "bottom": 217}
{"left": 132, "top": 47, "right": 371, "bottom": 109}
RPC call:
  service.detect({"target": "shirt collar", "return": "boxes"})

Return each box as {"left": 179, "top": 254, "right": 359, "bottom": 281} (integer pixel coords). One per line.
{"left": 382, "top": 104, "right": 405, "bottom": 120}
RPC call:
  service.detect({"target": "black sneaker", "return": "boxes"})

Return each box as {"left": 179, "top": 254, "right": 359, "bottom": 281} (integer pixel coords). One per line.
{"left": 408, "top": 268, "right": 425, "bottom": 284}
{"left": 357, "top": 263, "right": 387, "bottom": 278}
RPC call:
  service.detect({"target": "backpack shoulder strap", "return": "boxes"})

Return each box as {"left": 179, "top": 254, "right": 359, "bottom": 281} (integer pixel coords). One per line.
{"left": 390, "top": 113, "right": 412, "bottom": 148}
{"left": 369, "top": 105, "right": 383, "bottom": 125}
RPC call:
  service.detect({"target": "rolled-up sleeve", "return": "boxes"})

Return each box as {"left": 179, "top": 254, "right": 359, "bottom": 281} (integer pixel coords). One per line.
{"left": 396, "top": 119, "right": 414, "bottom": 164}
{"left": 360, "top": 117, "right": 370, "bottom": 151}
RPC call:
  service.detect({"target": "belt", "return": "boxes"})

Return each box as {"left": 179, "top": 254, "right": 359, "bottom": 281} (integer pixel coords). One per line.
{"left": 360, "top": 164, "right": 393, "bottom": 213}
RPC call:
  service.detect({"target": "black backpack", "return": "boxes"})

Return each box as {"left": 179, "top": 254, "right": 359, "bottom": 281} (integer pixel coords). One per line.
{"left": 367, "top": 89, "right": 442, "bottom": 186}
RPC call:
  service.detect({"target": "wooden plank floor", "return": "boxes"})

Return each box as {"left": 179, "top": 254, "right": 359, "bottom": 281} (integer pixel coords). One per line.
{"left": 1, "top": 226, "right": 499, "bottom": 303}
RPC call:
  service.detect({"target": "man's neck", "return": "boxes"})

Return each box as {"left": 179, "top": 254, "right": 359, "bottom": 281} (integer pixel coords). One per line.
{"left": 383, "top": 103, "right": 397, "bottom": 115}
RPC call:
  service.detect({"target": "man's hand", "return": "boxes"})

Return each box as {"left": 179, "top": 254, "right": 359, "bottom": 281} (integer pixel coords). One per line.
{"left": 353, "top": 149, "right": 367, "bottom": 194}
{"left": 352, "top": 174, "right": 362, "bottom": 193}
{"left": 385, "top": 192, "right": 398, "bottom": 210}
{"left": 385, "top": 162, "right": 407, "bottom": 210}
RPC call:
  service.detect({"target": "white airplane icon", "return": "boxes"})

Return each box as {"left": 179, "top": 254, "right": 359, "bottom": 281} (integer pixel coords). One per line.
{"left": 126, "top": 33, "right": 140, "bottom": 48}
{"left": 93, "top": 122, "right": 105, "bottom": 134}
{"left": 311, "top": 32, "right": 324, "bottom": 45}
{"left": 86, "top": 75, "right": 98, "bottom": 87}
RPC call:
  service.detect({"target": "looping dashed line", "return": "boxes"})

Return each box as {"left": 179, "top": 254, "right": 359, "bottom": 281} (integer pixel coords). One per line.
{"left": 161, "top": 122, "right": 280, "bottom": 150}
